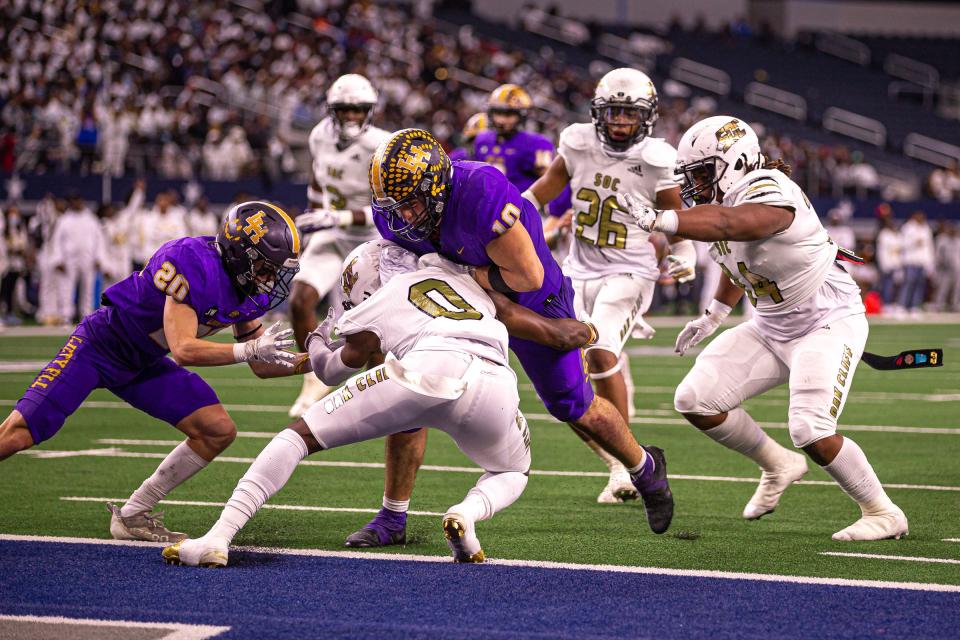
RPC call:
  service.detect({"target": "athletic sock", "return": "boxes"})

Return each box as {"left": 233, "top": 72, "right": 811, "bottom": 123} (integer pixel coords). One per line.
{"left": 121, "top": 440, "right": 208, "bottom": 517}
{"left": 208, "top": 429, "right": 308, "bottom": 544}
{"left": 382, "top": 495, "right": 410, "bottom": 513}
{"left": 701, "top": 408, "right": 793, "bottom": 471}
{"left": 448, "top": 471, "right": 528, "bottom": 522}
{"left": 821, "top": 436, "right": 894, "bottom": 514}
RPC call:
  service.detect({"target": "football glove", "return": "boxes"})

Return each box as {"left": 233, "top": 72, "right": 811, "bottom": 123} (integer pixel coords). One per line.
{"left": 233, "top": 321, "right": 298, "bottom": 366}
{"left": 305, "top": 308, "right": 344, "bottom": 352}
{"left": 674, "top": 301, "right": 732, "bottom": 355}
{"left": 297, "top": 209, "right": 350, "bottom": 234}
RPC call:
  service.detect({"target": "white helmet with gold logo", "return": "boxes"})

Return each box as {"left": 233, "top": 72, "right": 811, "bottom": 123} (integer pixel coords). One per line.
{"left": 676, "top": 115, "right": 763, "bottom": 205}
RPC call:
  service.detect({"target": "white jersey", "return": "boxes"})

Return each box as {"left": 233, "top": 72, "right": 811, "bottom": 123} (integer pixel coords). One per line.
{"left": 558, "top": 123, "right": 679, "bottom": 280}
{"left": 336, "top": 254, "right": 510, "bottom": 365}
{"left": 307, "top": 117, "right": 391, "bottom": 245}
{"left": 711, "top": 169, "right": 864, "bottom": 340}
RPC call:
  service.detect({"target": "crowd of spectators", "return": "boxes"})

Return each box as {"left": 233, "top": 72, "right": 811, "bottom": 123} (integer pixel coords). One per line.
{"left": 0, "top": 0, "right": 900, "bottom": 200}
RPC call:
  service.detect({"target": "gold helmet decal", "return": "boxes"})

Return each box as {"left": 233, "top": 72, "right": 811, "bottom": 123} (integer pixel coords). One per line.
{"left": 368, "top": 129, "right": 449, "bottom": 205}
{"left": 715, "top": 119, "right": 747, "bottom": 152}
{"left": 341, "top": 256, "right": 360, "bottom": 301}
{"left": 488, "top": 84, "right": 532, "bottom": 110}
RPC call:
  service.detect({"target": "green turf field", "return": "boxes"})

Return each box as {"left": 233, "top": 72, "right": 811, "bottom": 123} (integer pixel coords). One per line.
{"left": 1, "top": 322, "right": 957, "bottom": 585}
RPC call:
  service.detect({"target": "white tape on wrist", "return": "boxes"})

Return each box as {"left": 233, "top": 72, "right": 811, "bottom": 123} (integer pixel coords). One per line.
{"left": 232, "top": 342, "right": 251, "bottom": 363}
{"left": 338, "top": 210, "right": 355, "bottom": 227}
{"left": 656, "top": 209, "right": 679, "bottom": 235}
{"left": 706, "top": 299, "right": 733, "bottom": 322}
{"left": 521, "top": 189, "right": 542, "bottom": 212}
{"left": 361, "top": 205, "right": 374, "bottom": 226}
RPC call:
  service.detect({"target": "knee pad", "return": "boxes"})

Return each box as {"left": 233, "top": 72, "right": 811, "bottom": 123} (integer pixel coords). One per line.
{"left": 673, "top": 378, "right": 704, "bottom": 415}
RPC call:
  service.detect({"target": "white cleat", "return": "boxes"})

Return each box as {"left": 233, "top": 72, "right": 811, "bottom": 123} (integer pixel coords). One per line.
{"left": 742, "top": 452, "right": 809, "bottom": 520}
{"left": 288, "top": 373, "right": 331, "bottom": 418}
{"left": 108, "top": 503, "right": 186, "bottom": 543}
{"left": 832, "top": 507, "right": 909, "bottom": 541}
{"left": 162, "top": 535, "right": 229, "bottom": 567}
{"left": 442, "top": 512, "right": 484, "bottom": 563}
{"left": 597, "top": 467, "right": 640, "bottom": 504}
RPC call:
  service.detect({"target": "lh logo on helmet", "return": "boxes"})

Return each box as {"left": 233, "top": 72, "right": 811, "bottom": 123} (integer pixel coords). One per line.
{"left": 715, "top": 119, "right": 747, "bottom": 152}
{"left": 242, "top": 211, "right": 268, "bottom": 244}
{"left": 396, "top": 145, "right": 431, "bottom": 173}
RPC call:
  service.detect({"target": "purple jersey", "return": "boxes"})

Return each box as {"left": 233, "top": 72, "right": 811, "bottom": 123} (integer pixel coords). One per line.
{"left": 448, "top": 147, "right": 472, "bottom": 162}
{"left": 101, "top": 236, "right": 267, "bottom": 366}
{"left": 375, "top": 161, "right": 562, "bottom": 311}
{"left": 474, "top": 130, "right": 555, "bottom": 194}
{"left": 375, "top": 161, "right": 594, "bottom": 422}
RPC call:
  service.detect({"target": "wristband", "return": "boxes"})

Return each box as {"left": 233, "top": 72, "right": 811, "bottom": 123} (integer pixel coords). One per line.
{"left": 234, "top": 323, "right": 262, "bottom": 342}
{"left": 232, "top": 341, "right": 252, "bottom": 363}
{"left": 656, "top": 209, "right": 679, "bottom": 235}
{"left": 521, "top": 189, "right": 542, "bottom": 212}
{"left": 584, "top": 321, "right": 599, "bottom": 345}
{"left": 706, "top": 299, "right": 733, "bottom": 322}
{"left": 361, "top": 205, "right": 374, "bottom": 226}
{"left": 338, "top": 210, "right": 355, "bottom": 227}
{"left": 488, "top": 265, "right": 518, "bottom": 295}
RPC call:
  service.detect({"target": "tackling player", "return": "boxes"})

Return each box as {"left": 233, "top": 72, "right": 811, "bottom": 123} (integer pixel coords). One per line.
{"left": 526, "top": 68, "right": 697, "bottom": 503}
{"left": 288, "top": 73, "right": 392, "bottom": 417}
{"left": 0, "top": 202, "right": 305, "bottom": 542}
{"left": 161, "top": 240, "right": 597, "bottom": 566}
{"left": 620, "top": 116, "right": 908, "bottom": 541}
{"left": 342, "top": 128, "right": 674, "bottom": 548}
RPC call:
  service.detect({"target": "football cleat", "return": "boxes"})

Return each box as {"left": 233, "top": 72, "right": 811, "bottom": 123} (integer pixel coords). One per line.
{"left": 597, "top": 466, "right": 640, "bottom": 504}
{"left": 108, "top": 503, "right": 187, "bottom": 543}
{"left": 442, "top": 513, "right": 485, "bottom": 563}
{"left": 631, "top": 446, "right": 674, "bottom": 534}
{"left": 162, "top": 537, "right": 229, "bottom": 568}
{"left": 742, "top": 451, "right": 809, "bottom": 520}
{"left": 288, "top": 373, "right": 331, "bottom": 418}
{"left": 344, "top": 509, "right": 407, "bottom": 548}
{"left": 832, "top": 507, "right": 909, "bottom": 541}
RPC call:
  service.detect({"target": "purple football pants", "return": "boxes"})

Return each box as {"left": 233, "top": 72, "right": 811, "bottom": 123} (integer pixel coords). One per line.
{"left": 16, "top": 315, "right": 220, "bottom": 445}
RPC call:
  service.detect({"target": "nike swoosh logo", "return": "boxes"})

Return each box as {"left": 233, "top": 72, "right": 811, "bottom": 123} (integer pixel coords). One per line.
{"left": 457, "top": 247, "right": 465, "bottom": 254}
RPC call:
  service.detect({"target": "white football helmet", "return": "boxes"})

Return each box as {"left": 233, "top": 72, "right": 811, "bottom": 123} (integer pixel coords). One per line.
{"left": 326, "top": 74, "right": 378, "bottom": 142}
{"left": 591, "top": 68, "right": 658, "bottom": 153}
{"left": 676, "top": 115, "right": 763, "bottom": 205}
{"left": 339, "top": 240, "right": 417, "bottom": 309}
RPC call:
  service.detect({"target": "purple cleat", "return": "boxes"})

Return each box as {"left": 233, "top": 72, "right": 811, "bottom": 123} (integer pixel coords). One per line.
{"left": 630, "top": 446, "right": 674, "bottom": 534}
{"left": 344, "top": 507, "right": 407, "bottom": 548}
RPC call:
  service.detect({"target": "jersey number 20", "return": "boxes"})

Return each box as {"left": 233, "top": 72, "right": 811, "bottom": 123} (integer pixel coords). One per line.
{"left": 153, "top": 261, "right": 190, "bottom": 303}
{"left": 408, "top": 278, "right": 482, "bottom": 321}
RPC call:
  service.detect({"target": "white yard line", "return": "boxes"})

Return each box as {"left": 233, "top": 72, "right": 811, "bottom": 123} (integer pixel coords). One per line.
{"left": 943, "top": 538, "right": 960, "bottom": 543}
{"left": 820, "top": 552, "right": 960, "bottom": 565}
{"left": 19, "top": 446, "right": 960, "bottom": 492}
{"left": 1, "top": 533, "right": 958, "bottom": 593}
{"left": 0, "top": 614, "right": 228, "bottom": 640}
{"left": 60, "top": 496, "right": 444, "bottom": 517}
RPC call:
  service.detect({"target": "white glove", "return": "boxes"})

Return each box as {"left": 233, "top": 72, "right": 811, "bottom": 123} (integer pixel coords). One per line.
{"left": 666, "top": 255, "right": 696, "bottom": 284}
{"left": 616, "top": 193, "right": 680, "bottom": 234}
{"left": 631, "top": 317, "right": 656, "bottom": 340}
{"left": 297, "top": 209, "right": 351, "bottom": 233}
{"left": 617, "top": 193, "right": 658, "bottom": 232}
{"left": 305, "top": 308, "right": 344, "bottom": 352}
{"left": 233, "top": 321, "right": 298, "bottom": 366}
{"left": 674, "top": 301, "right": 732, "bottom": 355}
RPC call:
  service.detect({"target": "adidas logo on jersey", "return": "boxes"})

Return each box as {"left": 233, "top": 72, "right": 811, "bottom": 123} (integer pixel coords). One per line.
{"left": 350, "top": 154, "right": 361, "bottom": 162}
{"left": 628, "top": 164, "right": 643, "bottom": 177}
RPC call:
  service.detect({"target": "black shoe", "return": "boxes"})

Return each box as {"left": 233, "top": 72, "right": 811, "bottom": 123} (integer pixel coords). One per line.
{"left": 632, "top": 446, "right": 674, "bottom": 535}
{"left": 344, "top": 524, "right": 407, "bottom": 548}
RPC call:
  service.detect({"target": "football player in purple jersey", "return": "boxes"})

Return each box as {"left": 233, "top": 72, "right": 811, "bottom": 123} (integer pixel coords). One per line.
{"left": 0, "top": 202, "right": 308, "bottom": 542}
{"left": 341, "top": 128, "right": 674, "bottom": 548}
{"left": 448, "top": 112, "right": 488, "bottom": 162}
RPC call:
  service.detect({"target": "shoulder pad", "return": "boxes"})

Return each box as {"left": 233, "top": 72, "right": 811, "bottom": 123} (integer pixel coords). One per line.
{"left": 558, "top": 123, "right": 595, "bottom": 152}
{"left": 639, "top": 138, "right": 678, "bottom": 169}
{"left": 724, "top": 169, "right": 790, "bottom": 206}
{"left": 359, "top": 126, "right": 392, "bottom": 151}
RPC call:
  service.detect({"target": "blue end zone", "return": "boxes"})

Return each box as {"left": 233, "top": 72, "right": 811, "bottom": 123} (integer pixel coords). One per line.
{"left": 1, "top": 540, "right": 957, "bottom": 639}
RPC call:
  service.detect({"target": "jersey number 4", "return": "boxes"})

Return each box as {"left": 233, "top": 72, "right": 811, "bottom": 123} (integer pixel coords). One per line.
{"left": 719, "top": 261, "right": 784, "bottom": 306}
{"left": 153, "top": 261, "right": 190, "bottom": 303}
{"left": 408, "top": 278, "right": 482, "bottom": 321}
{"left": 574, "top": 188, "right": 628, "bottom": 249}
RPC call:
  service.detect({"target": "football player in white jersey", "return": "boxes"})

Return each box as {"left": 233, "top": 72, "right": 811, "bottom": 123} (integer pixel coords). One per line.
{"left": 620, "top": 116, "right": 908, "bottom": 541}
{"left": 162, "top": 240, "right": 598, "bottom": 566}
{"left": 525, "top": 68, "right": 697, "bottom": 503}
{"left": 288, "top": 74, "right": 393, "bottom": 418}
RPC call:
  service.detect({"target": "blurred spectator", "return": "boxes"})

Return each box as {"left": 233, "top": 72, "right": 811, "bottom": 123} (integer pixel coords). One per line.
{"left": 49, "top": 194, "right": 102, "bottom": 322}
{"left": 932, "top": 222, "right": 960, "bottom": 312}
{"left": 927, "top": 162, "right": 960, "bottom": 203}
{"left": 0, "top": 205, "right": 29, "bottom": 323}
{"left": 99, "top": 181, "right": 143, "bottom": 287}
{"left": 187, "top": 197, "right": 219, "bottom": 237}
{"left": 897, "top": 210, "right": 935, "bottom": 317}
{"left": 135, "top": 190, "right": 188, "bottom": 270}
{"left": 874, "top": 215, "right": 902, "bottom": 311}
{"left": 31, "top": 195, "right": 66, "bottom": 325}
